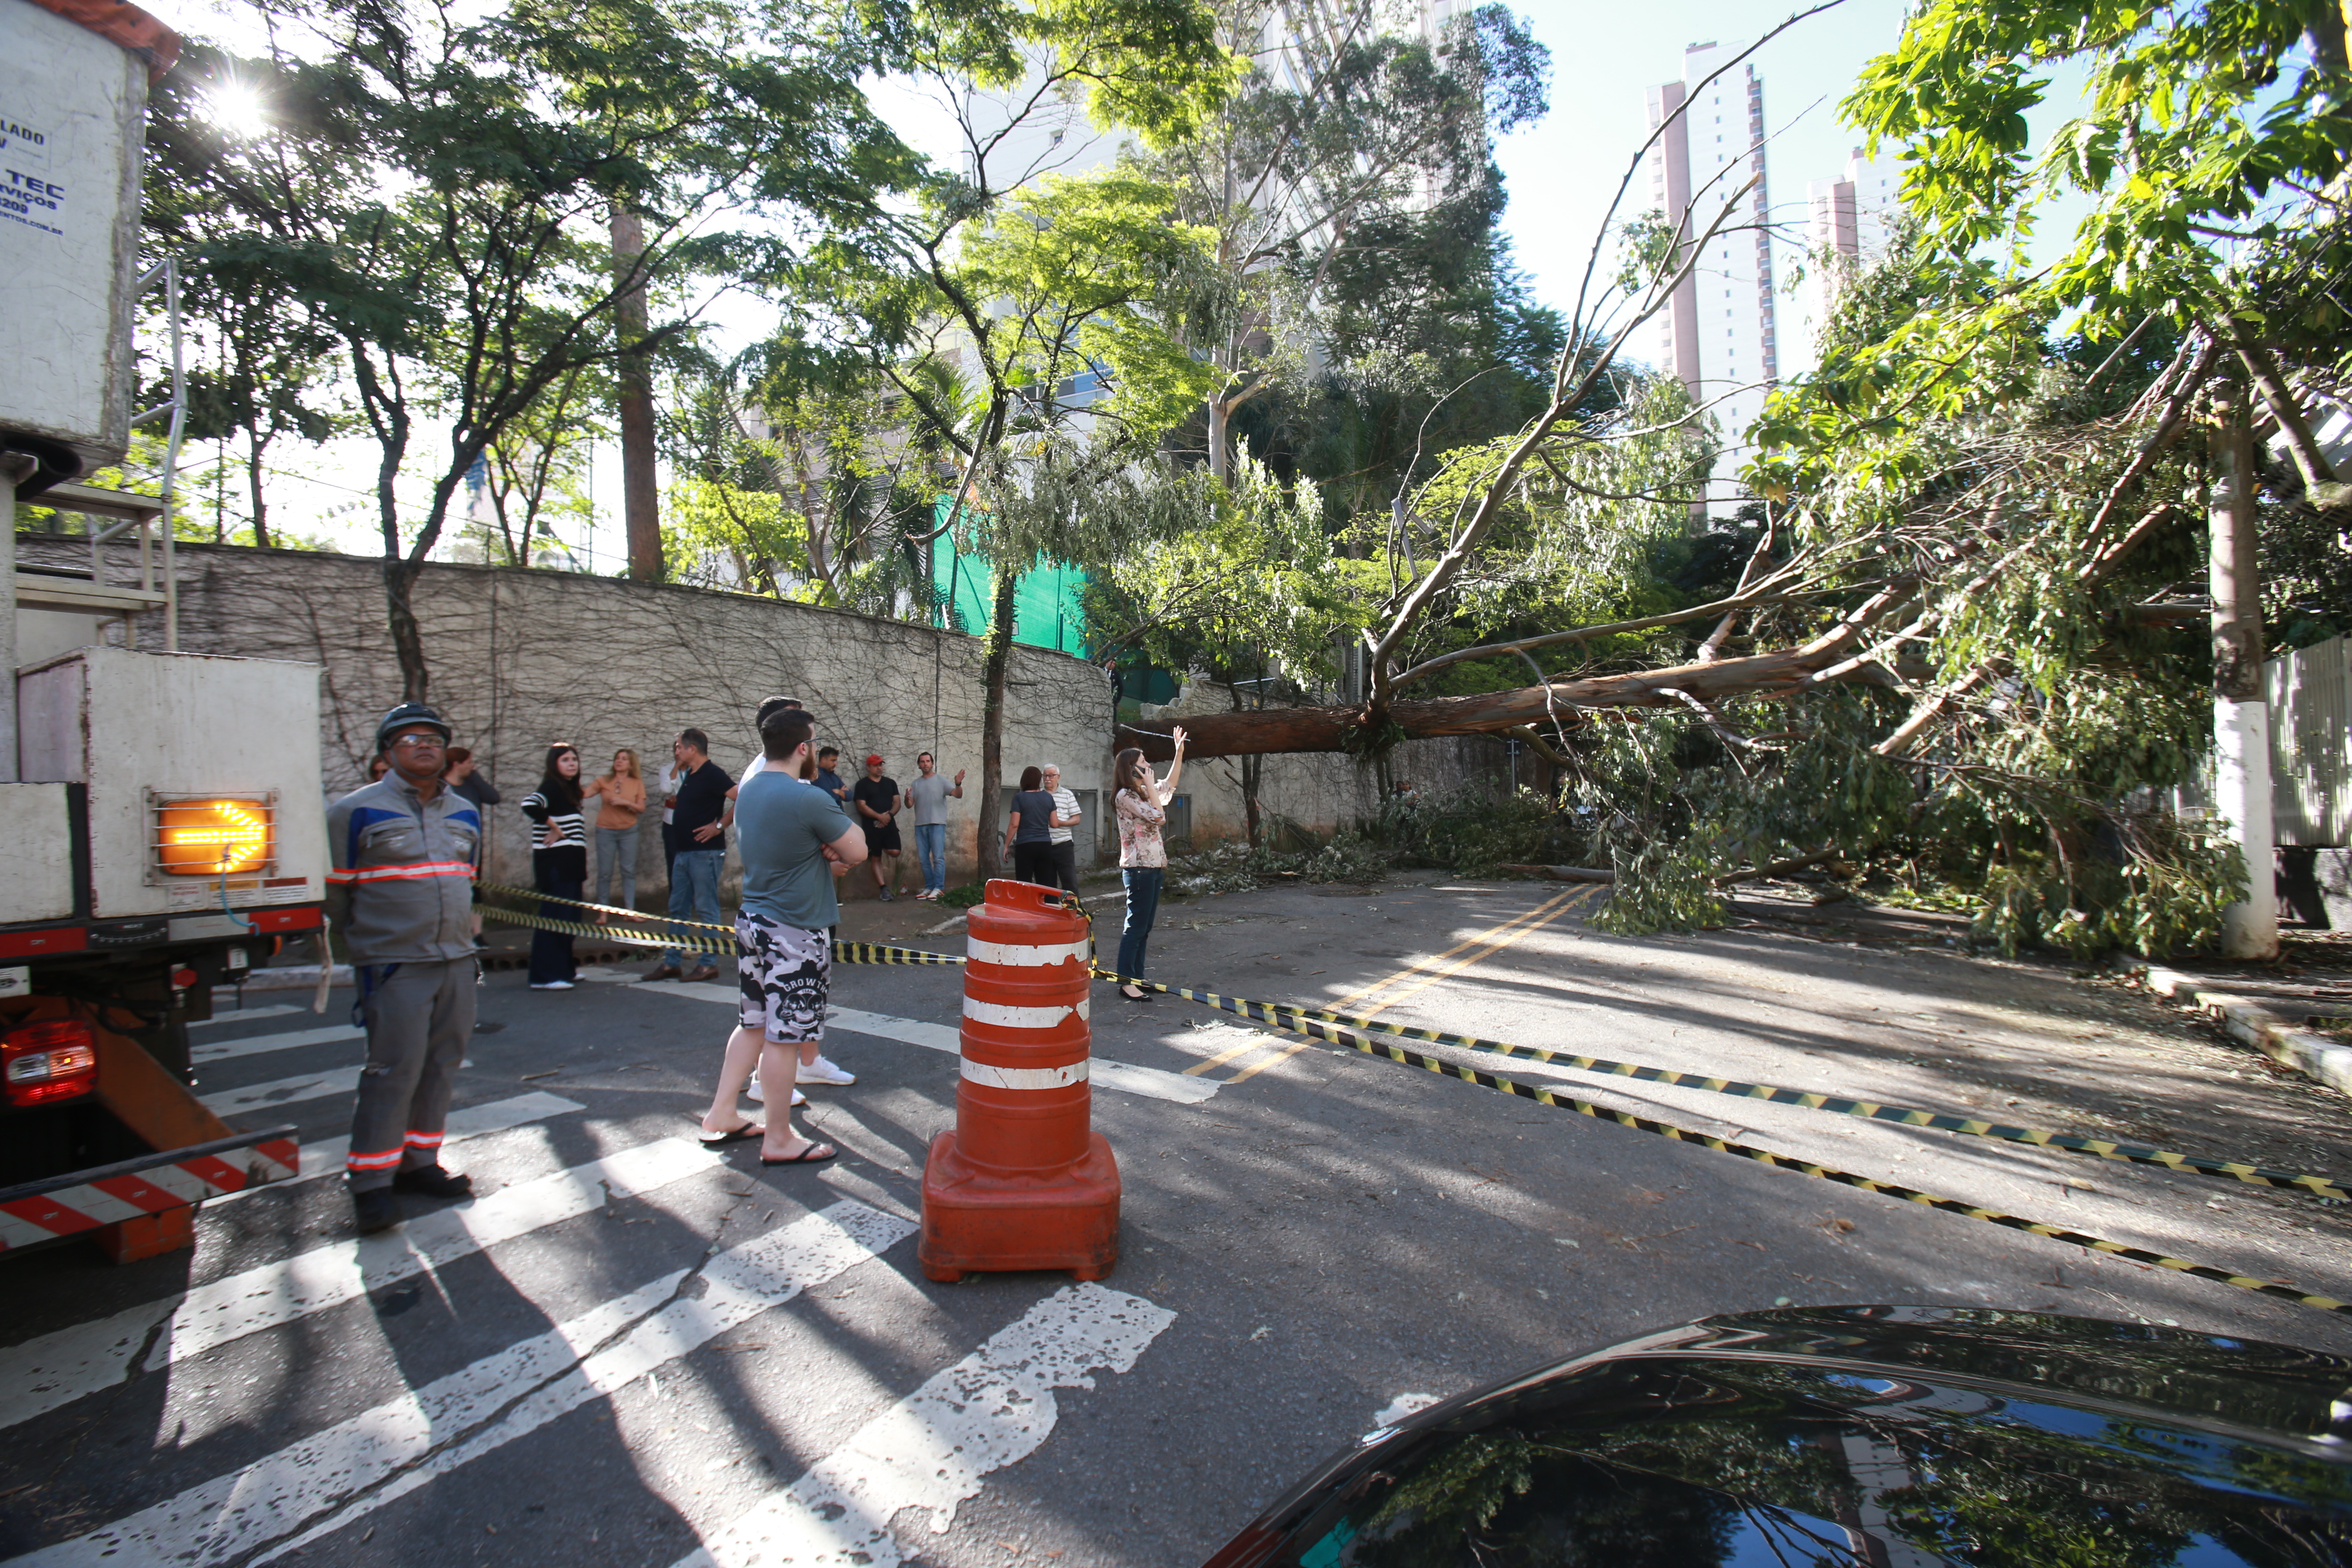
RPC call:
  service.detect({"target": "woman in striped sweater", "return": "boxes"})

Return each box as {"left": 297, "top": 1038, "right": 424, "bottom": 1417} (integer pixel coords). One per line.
{"left": 521, "top": 743, "right": 587, "bottom": 990}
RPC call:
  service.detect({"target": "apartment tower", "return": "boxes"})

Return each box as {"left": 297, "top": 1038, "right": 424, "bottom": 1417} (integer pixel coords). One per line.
{"left": 1645, "top": 42, "right": 1778, "bottom": 508}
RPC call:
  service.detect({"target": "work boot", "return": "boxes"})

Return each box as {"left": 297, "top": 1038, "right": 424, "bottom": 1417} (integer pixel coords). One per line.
{"left": 682, "top": 962, "right": 721, "bottom": 983}
{"left": 392, "top": 1165, "right": 474, "bottom": 1200}
{"left": 642, "top": 962, "right": 682, "bottom": 982}
{"left": 353, "top": 1187, "right": 404, "bottom": 1235}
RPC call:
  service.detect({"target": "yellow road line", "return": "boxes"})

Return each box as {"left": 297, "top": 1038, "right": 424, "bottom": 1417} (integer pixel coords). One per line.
{"left": 1183, "top": 1035, "right": 1270, "bottom": 1076}
{"left": 1347, "top": 885, "right": 1595, "bottom": 1026}
{"left": 1220, "top": 1039, "right": 1313, "bottom": 1086}
{"left": 1190, "top": 885, "right": 1595, "bottom": 1081}
{"left": 1328, "top": 888, "right": 1581, "bottom": 1014}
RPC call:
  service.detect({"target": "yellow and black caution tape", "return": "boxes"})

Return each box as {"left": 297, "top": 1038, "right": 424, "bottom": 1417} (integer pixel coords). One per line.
{"left": 478, "top": 889, "right": 963, "bottom": 966}
{"left": 1101, "top": 973, "right": 2349, "bottom": 1205}
{"left": 480, "top": 903, "right": 733, "bottom": 955}
{"left": 836, "top": 941, "right": 963, "bottom": 967}
{"left": 1096, "top": 967, "right": 2350, "bottom": 1319}
{"left": 478, "top": 881, "right": 730, "bottom": 936}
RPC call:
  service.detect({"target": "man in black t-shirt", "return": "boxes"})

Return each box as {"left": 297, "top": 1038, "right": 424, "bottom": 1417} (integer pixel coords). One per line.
{"left": 850, "top": 754, "right": 904, "bottom": 902}
{"left": 648, "top": 727, "right": 733, "bottom": 980}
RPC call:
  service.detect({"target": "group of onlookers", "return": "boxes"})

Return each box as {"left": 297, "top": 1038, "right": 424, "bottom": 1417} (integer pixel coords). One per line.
{"left": 368, "top": 708, "right": 1190, "bottom": 1004}
{"left": 326, "top": 696, "right": 1196, "bottom": 1235}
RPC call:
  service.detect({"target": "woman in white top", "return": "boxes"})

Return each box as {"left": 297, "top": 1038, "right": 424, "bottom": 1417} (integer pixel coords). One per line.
{"left": 1109, "top": 726, "right": 1186, "bottom": 1001}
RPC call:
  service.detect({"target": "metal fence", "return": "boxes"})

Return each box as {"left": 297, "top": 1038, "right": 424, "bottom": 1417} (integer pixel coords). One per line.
{"left": 2270, "top": 636, "right": 2352, "bottom": 846}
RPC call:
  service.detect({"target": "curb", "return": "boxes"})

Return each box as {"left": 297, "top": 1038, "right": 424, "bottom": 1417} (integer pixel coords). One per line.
{"left": 2131, "top": 964, "right": 2352, "bottom": 1098}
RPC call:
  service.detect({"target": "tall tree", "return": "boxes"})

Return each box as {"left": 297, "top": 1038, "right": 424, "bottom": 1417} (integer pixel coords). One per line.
{"left": 147, "top": 0, "right": 917, "bottom": 700}
{"left": 1131, "top": 0, "right": 1550, "bottom": 482}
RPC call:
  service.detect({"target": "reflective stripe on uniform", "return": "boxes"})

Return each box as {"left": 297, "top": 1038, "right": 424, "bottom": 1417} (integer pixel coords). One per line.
{"left": 325, "top": 861, "right": 477, "bottom": 885}
{"left": 959, "top": 1058, "right": 1091, "bottom": 1090}
{"left": 345, "top": 1147, "right": 403, "bottom": 1171}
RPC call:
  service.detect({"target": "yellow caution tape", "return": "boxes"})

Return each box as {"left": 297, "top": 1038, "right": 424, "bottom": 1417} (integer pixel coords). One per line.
{"left": 479, "top": 898, "right": 962, "bottom": 967}
{"left": 1096, "top": 966, "right": 2351, "bottom": 1320}
{"left": 1100, "top": 973, "right": 2346, "bottom": 1204}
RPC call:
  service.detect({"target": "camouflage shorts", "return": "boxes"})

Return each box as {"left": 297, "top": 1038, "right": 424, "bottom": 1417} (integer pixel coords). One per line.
{"left": 735, "top": 912, "right": 829, "bottom": 1044}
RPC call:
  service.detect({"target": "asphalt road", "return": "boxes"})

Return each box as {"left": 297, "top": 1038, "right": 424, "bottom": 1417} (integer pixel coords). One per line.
{"left": 4, "top": 874, "right": 2351, "bottom": 1567}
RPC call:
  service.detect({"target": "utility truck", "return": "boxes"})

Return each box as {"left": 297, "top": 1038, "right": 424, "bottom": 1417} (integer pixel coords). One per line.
{"left": 2, "top": 0, "right": 318, "bottom": 1260}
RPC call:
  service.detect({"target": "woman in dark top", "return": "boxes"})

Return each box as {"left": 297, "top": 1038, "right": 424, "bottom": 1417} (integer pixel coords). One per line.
{"left": 519, "top": 742, "right": 586, "bottom": 990}
{"left": 1002, "top": 765, "right": 1059, "bottom": 887}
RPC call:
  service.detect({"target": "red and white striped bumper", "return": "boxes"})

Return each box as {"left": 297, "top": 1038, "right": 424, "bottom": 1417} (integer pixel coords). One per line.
{"left": 0, "top": 1127, "right": 300, "bottom": 1251}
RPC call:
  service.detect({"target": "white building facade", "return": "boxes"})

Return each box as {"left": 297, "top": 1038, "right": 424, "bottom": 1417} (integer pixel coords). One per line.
{"left": 1802, "top": 146, "right": 1901, "bottom": 343}
{"left": 1645, "top": 41, "right": 1778, "bottom": 509}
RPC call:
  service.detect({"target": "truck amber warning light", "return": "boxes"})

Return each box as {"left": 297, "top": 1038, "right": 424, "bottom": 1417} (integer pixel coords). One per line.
{"left": 156, "top": 799, "right": 273, "bottom": 876}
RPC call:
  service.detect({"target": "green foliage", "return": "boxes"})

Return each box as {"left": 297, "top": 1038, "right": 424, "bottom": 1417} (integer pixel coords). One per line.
{"left": 939, "top": 882, "right": 987, "bottom": 909}
{"left": 1367, "top": 788, "right": 1574, "bottom": 878}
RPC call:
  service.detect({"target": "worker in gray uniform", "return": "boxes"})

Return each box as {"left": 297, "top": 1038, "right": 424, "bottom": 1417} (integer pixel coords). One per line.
{"left": 324, "top": 702, "right": 483, "bottom": 1234}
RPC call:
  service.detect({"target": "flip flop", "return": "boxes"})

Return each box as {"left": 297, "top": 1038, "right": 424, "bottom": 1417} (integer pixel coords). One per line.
{"left": 760, "top": 1142, "right": 837, "bottom": 1166}
{"left": 697, "top": 1121, "right": 764, "bottom": 1146}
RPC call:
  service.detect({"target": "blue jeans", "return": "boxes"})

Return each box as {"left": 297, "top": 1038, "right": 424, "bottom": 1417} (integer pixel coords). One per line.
{"left": 915, "top": 823, "right": 947, "bottom": 893}
{"left": 595, "top": 824, "right": 639, "bottom": 909}
{"left": 1117, "top": 867, "right": 1162, "bottom": 980}
{"left": 664, "top": 848, "right": 723, "bottom": 967}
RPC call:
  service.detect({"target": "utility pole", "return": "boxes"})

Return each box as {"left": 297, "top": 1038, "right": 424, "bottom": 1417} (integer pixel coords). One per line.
{"left": 611, "top": 206, "right": 663, "bottom": 583}
{"left": 2210, "top": 376, "right": 2279, "bottom": 959}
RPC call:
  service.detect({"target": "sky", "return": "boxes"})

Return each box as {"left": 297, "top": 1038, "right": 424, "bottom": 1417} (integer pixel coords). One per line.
{"left": 149, "top": 0, "right": 2091, "bottom": 564}
{"left": 1490, "top": 0, "right": 1916, "bottom": 376}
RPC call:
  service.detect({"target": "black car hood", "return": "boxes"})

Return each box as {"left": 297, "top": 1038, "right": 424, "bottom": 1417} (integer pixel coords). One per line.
{"left": 1204, "top": 1307, "right": 2352, "bottom": 1568}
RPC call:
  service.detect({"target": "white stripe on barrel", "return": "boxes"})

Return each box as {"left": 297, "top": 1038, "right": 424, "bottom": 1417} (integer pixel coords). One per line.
{"left": 966, "top": 937, "right": 1092, "bottom": 968}
{"left": 962, "top": 996, "right": 1092, "bottom": 1029}
{"left": 959, "top": 1058, "right": 1093, "bottom": 1091}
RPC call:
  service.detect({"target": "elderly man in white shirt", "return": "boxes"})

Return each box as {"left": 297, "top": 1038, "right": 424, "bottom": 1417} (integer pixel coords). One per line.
{"left": 1039, "top": 764, "right": 1083, "bottom": 893}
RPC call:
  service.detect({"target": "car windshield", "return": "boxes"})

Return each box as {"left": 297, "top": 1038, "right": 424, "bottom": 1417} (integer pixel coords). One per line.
{"left": 1274, "top": 1360, "right": 2352, "bottom": 1567}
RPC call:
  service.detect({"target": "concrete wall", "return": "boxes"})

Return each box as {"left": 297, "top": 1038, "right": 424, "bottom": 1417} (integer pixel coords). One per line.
{"left": 16, "top": 535, "right": 1108, "bottom": 903}
{"left": 16, "top": 536, "right": 1529, "bottom": 897}
{"left": 1129, "top": 676, "right": 1526, "bottom": 851}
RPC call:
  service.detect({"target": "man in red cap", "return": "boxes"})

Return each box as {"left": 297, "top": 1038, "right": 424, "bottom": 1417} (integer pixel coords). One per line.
{"left": 849, "top": 753, "right": 905, "bottom": 902}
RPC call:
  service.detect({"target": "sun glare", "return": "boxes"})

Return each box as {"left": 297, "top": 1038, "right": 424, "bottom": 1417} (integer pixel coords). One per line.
{"left": 203, "top": 83, "right": 271, "bottom": 140}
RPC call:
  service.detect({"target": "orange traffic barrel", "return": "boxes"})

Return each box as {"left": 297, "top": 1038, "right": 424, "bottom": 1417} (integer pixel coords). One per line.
{"left": 918, "top": 879, "right": 1120, "bottom": 1282}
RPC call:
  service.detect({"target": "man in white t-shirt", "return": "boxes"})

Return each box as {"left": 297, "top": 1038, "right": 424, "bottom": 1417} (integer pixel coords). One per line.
{"left": 1039, "top": 763, "right": 1082, "bottom": 893}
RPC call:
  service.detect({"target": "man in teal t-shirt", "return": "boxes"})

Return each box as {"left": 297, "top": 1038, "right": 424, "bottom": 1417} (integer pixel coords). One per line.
{"left": 698, "top": 710, "right": 867, "bottom": 1165}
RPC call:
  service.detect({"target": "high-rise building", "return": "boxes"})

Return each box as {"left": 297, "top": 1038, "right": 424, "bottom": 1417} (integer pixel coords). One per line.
{"left": 1646, "top": 43, "right": 1777, "bottom": 509}
{"left": 1803, "top": 147, "right": 1901, "bottom": 336}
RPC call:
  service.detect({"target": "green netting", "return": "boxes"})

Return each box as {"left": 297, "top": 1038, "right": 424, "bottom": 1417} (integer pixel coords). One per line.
{"left": 930, "top": 495, "right": 1090, "bottom": 657}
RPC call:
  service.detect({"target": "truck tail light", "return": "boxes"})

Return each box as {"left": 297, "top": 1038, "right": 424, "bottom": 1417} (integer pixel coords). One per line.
{"left": 4, "top": 1021, "right": 99, "bottom": 1106}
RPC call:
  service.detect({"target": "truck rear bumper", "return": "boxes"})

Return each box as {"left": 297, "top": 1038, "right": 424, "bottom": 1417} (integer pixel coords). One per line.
{"left": 0, "top": 1122, "right": 299, "bottom": 1253}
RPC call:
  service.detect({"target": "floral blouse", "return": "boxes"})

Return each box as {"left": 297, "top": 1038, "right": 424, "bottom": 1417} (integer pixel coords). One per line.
{"left": 1115, "top": 783, "right": 1171, "bottom": 869}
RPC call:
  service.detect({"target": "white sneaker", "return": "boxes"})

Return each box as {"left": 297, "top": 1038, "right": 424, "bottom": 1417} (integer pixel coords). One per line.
{"left": 529, "top": 980, "right": 575, "bottom": 990}
{"left": 747, "top": 1075, "right": 806, "bottom": 1107}
{"left": 797, "top": 1055, "right": 856, "bottom": 1086}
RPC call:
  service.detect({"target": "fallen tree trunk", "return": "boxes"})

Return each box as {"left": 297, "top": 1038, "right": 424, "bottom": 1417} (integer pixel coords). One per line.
{"left": 1117, "top": 645, "right": 1849, "bottom": 760}
{"left": 1499, "top": 848, "right": 1840, "bottom": 888}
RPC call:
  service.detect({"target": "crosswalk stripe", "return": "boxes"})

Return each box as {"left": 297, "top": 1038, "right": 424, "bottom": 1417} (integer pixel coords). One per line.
{"left": 0, "top": 1138, "right": 719, "bottom": 1433}
{"left": 198, "top": 1065, "right": 362, "bottom": 1116}
{"left": 679, "top": 1283, "right": 1177, "bottom": 1568}
{"left": 187, "top": 1004, "right": 304, "bottom": 1030}
{"left": 666, "top": 984, "right": 1218, "bottom": 1106}
{"left": 202, "top": 1091, "right": 585, "bottom": 1207}
{"left": 21, "top": 1202, "right": 914, "bottom": 1568}
{"left": 191, "top": 1024, "right": 365, "bottom": 1065}
{"left": 243, "top": 1201, "right": 917, "bottom": 1566}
